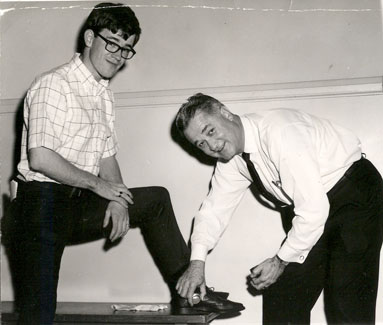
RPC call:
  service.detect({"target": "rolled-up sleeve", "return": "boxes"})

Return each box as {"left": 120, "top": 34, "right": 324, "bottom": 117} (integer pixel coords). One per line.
{"left": 102, "top": 127, "right": 119, "bottom": 159}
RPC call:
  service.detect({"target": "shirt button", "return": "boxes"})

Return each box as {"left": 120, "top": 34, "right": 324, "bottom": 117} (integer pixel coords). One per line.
{"left": 299, "top": 255, "right": 305, "bottom": 261}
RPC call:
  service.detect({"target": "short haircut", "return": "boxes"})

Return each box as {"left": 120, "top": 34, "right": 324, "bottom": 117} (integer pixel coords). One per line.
{"left": 84, "top": 2, "right": 141, "bottom": 45}
{"left": 175, "top": 93, "right": 224, "bottom": 135}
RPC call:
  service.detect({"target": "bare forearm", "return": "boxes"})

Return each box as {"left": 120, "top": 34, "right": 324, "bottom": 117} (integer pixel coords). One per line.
{"left": 29, "top": 147, "right": 99, "bottom": 190}
{"left": 99, "top": 155, "right": 124, "bottom": 183}
{"left": 29, "top": 147, "right": 131, "bottom": 206}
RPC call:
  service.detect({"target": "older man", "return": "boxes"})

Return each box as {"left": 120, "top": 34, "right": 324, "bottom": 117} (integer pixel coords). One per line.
{"left": 175, "top": 93, "right": 383, "bottom": 324}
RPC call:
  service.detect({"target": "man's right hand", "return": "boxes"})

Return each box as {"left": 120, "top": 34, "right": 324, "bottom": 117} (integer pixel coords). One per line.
{"left": 93, "top": 178, "right": 133, "bottom": 208}
{"left": 176, "top": 260, "right": 206, "bottom": 306}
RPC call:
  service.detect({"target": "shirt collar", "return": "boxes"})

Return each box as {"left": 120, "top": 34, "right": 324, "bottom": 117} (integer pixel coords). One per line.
{"left": 71, "top": 53, "right": 109, "bottom": 94}
{"left": 240, "top": 115, "right": 259, "bottom": 155}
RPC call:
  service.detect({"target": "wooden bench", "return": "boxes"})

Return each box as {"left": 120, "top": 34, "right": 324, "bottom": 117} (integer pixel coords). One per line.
{"left": 1, "top": 301, "right": 220, "bottom": 325}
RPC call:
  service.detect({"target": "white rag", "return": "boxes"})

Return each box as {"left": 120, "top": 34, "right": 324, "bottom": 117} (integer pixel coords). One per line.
{"left": 111, "top": 304, "right": 168, "bottom": 312}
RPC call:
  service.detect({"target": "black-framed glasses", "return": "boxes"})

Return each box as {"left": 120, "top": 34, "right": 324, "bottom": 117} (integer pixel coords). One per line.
{"left": 95, "top": 32, "right": 136, "bottom": 60}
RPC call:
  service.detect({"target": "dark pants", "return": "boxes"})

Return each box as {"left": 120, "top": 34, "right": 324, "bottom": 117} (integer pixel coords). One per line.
{"left": 10, "top": 182, "right": 190, "bottom": 325}
{"left": 263, "top": 158, "right": 383, "bottom": 324}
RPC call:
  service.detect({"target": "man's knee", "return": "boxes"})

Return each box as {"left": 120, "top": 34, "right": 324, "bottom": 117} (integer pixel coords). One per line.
{"left": 132, "top": 186, "right": 173, "bottom": 226}
{"left": 150, "top": 186, "right": 171, "bottom": 203}
{"left": 146, "top": 186, "right": 172, "bottom": 213}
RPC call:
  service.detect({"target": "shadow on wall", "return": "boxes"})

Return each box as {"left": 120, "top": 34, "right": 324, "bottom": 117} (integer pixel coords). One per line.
{"left": 1, "top": 193, "right": 23, "bottom": 312}
{"left": 1, "top": 94, "right": 26, "bottom": 312}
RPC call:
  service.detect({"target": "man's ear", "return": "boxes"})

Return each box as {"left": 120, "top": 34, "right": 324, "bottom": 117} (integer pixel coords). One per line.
{"left": 84, "top": 29, "right": 95, "bottom": 48}
{"left": 220, "top": 106, "right": 234, "bottom": 121}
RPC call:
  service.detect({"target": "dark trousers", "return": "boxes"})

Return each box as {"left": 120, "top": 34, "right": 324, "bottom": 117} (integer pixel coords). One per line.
{"left": 263, "top": 158, "right": 383, "bottom": 324}
{"left": 10, "top": 182, "right": 190, "bottom": 325}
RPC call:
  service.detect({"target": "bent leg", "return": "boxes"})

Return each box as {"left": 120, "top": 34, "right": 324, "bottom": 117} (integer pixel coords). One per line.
{"left": 128, "top": 187, "right": 190, "bottom": 284}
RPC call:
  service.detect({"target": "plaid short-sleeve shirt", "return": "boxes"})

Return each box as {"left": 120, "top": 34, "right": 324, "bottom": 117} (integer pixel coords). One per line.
{"left": 17, "top": 53, "right": 119, "bottom": 182}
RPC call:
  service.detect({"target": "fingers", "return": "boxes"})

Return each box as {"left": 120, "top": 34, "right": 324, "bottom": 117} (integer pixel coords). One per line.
{"left": 125, "top": 189, "right": 134, "bottom": 200}
{"left": 251, "top": 275, "right": 274, "bottom": 290}
{"left": 249, "top": 265, "right": 261, "bottom": 279}
{"left": 251, "top": 277, "right": 268, "bottom": 290}
{"left": 187, "top": 283, "right": 198, "bottom": 306}
{"left": 109, "top": 216, "right": 129, "bottom": 242}
{"left": 118, "top": 191, "right": 134, "bottom": 205}
{"left": 176, "top": 275, "right": 189, "bottom": 297}
{"left": 109, "top": 218, "right": 118, "bottom": 241}
{"left": 199, "top": 283, "right": 207, "bottom": 300}
{"left": 248, "top": 260, "right": 282, "bottom": 290}
{"left": 176, "top": 262, "right": 205, "bottom": 306}
{"left": 250, "top": 273, "right": 269, "bottom": 290}
{"left": 105, "top": 205, "right": 130, "bottom": 242}
{"left": 176, "top": 274, "right": 197, "bottom": 305}
{"left": 111, "top": 186, "right": 133, "bottom": 207}
{"left": 103, "top": 210, "right": 111, "bottom": 228}
{"left": 249, "top": 264, "right": 267, "bottom": 289}
{"left": 112, "top": 196, "right": 129, "bottom": 209}
{"left": 121, "top": 212, "right": 130, "bottom": 237}
{"left": 114, "top": 185, "right": 134, "bottom": 204}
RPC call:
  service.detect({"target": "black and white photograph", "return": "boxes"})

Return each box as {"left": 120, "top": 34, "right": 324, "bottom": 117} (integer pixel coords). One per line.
{"left": 1, "top": 1, "right": 383, "bottom": 324}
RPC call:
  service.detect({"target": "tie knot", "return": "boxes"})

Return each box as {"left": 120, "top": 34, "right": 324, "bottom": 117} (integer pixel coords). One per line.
{"left": 242, "top": 152, "right": 251, "bottom": 162}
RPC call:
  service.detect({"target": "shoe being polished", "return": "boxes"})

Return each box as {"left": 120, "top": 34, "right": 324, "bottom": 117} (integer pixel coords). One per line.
{"left": 174, "top": 287, "right": 228, "bottom": 308}
{"left": 173, "top": 287, "right": 244, "bottom": 313}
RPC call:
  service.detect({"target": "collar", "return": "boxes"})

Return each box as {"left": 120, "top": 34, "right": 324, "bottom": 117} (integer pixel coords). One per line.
{"left": 71, "top": 53, "right": 109, "bottom": 95}
{"left": 240, "top": 115, "right": 260, "bottom": 155}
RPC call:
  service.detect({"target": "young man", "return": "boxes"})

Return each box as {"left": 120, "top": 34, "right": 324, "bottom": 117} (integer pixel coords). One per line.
{"left": 10, "top": 5, "right": 242, "bottom": 324}
{"left": 175, "top": 93, "right": 383, "bottom": 324}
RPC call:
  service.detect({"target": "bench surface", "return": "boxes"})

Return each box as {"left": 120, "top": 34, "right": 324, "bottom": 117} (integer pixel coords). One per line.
{"left": 1, "top": 301, "right": 220, "bottom": 324}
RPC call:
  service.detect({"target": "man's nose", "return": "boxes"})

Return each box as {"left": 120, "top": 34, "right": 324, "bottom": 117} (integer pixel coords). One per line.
{"left": 206, "top": 139, "right": 219, "bottom": 152}
{"left": 111, "top": 50, "right": 123, "bottom": 60}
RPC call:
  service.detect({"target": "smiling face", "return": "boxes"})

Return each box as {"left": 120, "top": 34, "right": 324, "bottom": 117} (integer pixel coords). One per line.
{"left": 184, "top": 107, "right": 245, "bottom": 161}
{"left": 82, "top": 28, "right": 136, "bottom": 81}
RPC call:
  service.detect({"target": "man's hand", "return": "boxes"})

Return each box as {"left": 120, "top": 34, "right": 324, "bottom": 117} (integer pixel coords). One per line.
{"left": 103, "top": 201, "right": 130, "bottom": 241}
{"left": 176, "top": 260, "right": 206, "bottom": 306}
{"left": 93, "top": 178, "right": 134, "bottom": 208}
{"left": 249, "top": 255, "right": 287, "bottom": 290}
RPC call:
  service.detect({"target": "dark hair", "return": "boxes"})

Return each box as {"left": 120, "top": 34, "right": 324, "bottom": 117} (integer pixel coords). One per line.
{"left": 175, "top": 93, "right": 224, "bottom": 135}
{"left": 84, "top": 2, "right": 141, "bottom": 45}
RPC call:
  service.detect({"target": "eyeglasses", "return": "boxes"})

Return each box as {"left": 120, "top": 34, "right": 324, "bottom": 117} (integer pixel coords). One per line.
{"left": 95, "top": 32, "right": 136, "bottom": 60}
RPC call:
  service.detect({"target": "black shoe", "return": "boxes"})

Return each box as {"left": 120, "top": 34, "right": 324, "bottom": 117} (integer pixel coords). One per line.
{"left": 173, "top": 288, "right": 244, "bottom": 313}
{"left": 192, "top": 290, "right": 245, "bottom": 313}
{"left": 208, "top": 287, "right": 229, "bottom": 300}
{"left": 172, "top": 287, "right": 229, "bottom": 309}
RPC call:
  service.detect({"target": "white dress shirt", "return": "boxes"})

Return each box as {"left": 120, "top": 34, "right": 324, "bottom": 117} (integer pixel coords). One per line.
{"left": 191, "top": 109, "right": 362, "bottom": 263}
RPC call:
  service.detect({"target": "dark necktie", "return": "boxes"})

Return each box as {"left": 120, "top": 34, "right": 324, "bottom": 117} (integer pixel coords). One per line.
{"left": 241, "top": 152, "right": 286, "bottom": 207}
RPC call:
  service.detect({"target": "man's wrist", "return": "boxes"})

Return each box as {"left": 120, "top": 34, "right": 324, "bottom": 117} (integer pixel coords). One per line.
{"left": 190, "top": 260, "right": 205, "bottom": 267}
{"left": 275, "top": 254, "right": 289, "bottom": 266}
{"left": 109, "top": 200, "right": 128, "bottom": 209}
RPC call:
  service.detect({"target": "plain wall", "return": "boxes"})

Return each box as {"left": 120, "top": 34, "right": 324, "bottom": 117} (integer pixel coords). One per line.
{"left": 1, "top": 1, "right": 383, "bottom": 324}
{"left": 1, "top": 0, "right": 383, "bottom": 99}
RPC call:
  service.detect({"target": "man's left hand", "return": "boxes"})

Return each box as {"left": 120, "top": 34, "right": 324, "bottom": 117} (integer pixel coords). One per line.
{"left": 104, "top": 201, "right": 130, "bottom": 241}
{"left": 249, "top": 255, "right": 287, "bottom": 290}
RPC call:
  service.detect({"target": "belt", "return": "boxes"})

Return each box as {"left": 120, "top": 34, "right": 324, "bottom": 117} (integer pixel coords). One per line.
{"left": 16, "top": 179, "right": 84, "bottom": 199}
